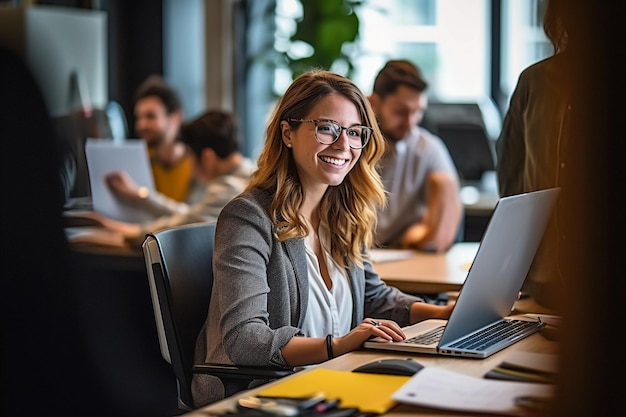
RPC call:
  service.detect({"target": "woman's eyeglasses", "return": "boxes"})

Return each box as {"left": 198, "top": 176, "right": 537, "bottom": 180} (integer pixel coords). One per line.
{"left": 288, "top": 119, "right": 372, "bottom": 149}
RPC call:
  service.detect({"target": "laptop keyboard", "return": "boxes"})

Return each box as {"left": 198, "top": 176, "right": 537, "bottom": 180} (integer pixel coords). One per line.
{"left": 449, "top": 319, "right": 539, "bottom": 351}
{"left": 406, "top": 326, "right": 446, "bottom": 345}
{"left": 405, "top": 319, "right": 539, "bottom": 351}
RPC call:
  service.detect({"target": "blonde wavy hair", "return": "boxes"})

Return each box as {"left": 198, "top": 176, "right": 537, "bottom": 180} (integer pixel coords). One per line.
{"left": 247, "top": 69, "right": 387, "bottom": 267}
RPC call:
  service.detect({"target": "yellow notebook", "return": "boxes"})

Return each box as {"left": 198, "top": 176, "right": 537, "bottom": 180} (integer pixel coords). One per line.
{"left": 256, "top": 367, "right": 410, "bottom": 414}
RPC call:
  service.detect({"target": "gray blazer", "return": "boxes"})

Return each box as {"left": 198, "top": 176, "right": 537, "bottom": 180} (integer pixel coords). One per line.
{"left": 192, "top": 187, "right": 423, "bottom": 406}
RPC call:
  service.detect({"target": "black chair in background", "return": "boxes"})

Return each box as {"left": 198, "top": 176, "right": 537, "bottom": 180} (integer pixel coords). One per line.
{"left": 422, "top": 100, "right": 502, "bottom": 242}
{"left": 436, "top": 123, "right": 495, "bottom": 182}
{"left": 142, "top": 223, "right": 295, "bottom": 412}
{"left": 421, "top": 100, "right": 500, "bottom": 183}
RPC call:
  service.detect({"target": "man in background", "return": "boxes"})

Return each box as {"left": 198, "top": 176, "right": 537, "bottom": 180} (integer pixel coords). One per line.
{"left": 369, "top": 59, "right": 462, "bottom": 252}
{"left": 108, "top": 74, "right": 195, "bottom": 203}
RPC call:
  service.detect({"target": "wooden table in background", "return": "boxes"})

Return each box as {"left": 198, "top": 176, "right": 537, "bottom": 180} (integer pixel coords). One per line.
{"left": 372, "top": 242, "right": 479, "bottom": 294}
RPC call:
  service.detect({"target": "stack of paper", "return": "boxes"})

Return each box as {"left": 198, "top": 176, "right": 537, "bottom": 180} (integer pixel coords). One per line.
{"left": 392, "top": 366, "right": 554, "bottom": 416}
{"left": 484, "top": 351, "right": 558, "bottom": 384}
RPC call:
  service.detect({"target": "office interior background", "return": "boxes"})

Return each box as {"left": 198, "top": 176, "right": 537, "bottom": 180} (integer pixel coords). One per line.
{"left": 0, "top": 0, "right": 552, "bottom": 162}
{"left": 2, "top": 1, "right": 625, "bottom": 417}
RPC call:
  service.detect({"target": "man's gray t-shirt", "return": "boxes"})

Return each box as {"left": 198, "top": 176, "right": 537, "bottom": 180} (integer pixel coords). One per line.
{"left": 376, "top": 125, "right": 459, "bottom": 247}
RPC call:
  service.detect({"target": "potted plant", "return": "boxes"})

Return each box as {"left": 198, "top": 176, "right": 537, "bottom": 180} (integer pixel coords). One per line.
{"left": 276, "top": 0, "right": 365, "bottom": 80}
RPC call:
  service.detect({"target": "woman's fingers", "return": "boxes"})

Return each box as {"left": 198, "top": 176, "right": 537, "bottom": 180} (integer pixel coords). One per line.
{"left": 364, "top": 318, "right": 405, "bottom": 341}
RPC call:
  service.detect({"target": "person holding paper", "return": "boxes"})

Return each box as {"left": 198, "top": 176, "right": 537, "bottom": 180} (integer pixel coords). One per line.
{"left": 79, "top": 109, "right": 255, "bottom": 247}
{"left": 112, "top": 75, "right": 195, "bottom": 202}
{"left": 191, "top": 69, "right": 454, "bottom": 407}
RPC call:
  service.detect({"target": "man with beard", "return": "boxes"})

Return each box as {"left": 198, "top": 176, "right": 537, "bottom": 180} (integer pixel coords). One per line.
{"left": 368, "top": 60, "right": 462, "bottom": 253}
{"left": 108, "top": 75, "right": 195, "bottom": 203}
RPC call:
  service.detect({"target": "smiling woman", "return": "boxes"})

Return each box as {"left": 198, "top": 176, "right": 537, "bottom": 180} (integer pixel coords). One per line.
{"left": 191, "top": 69, "right": 455, "bottom": 407}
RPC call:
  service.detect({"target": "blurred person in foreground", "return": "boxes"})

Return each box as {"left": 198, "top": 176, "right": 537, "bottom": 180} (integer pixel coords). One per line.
{"left": 498, "top": 3, "right": 624, "bottom": 417}
{"left": 1, "top": 45, "right": 119, "bottom": 416}
{"left": 496, "top": 0, "right": 578, "bottom": 313}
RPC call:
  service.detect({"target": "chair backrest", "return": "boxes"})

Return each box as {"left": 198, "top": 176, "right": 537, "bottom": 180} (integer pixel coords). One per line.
{"left": 421, "top": 100, "right": 500, "bottom": 182}
{"left": 142, "top": 222, "right": 216, "bottom": 410}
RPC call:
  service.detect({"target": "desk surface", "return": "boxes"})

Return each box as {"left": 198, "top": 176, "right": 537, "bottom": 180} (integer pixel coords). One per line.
{"left": 184, "top": 327, "right": 557, "bottom": 417}
{"left": 64, "top": 207, "right": 145, "bottom": 272}
{"left": 65, "top": 226, "right": 145, "bottom": 272}
{"left": 373, "top": 242, "right": 479, "bottom": 295}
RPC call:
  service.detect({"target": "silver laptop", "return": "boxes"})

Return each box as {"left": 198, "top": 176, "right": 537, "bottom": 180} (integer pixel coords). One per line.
{"left": 85, "top": 138, "right": 156, "bottom": 222}
{"left": 364, "top": 188, "right": 560, "bottom": 358}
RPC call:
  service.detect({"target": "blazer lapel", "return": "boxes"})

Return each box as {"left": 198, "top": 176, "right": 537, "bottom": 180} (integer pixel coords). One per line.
{"left": 347, "top": 263, "right": 364, "bottom": 326}
{"left": 283, "top": 238, "right": 308, "bottom": 327}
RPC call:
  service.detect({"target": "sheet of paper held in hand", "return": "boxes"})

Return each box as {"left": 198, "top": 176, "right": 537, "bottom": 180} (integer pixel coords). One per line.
{"left": 85, "top": 139, "right": 156, "bottom": 222}
{"left": 392, "top": 366, "right": 554, "bottom": 416}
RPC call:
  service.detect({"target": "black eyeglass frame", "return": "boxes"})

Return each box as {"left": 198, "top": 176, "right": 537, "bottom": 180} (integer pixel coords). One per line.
{"left": 287, "top": 118, "right": 373, "bottom": 149}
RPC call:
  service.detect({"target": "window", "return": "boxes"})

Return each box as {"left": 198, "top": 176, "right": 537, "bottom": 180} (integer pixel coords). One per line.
{"left": 243, "top": 0, "right": 552, "bottom": 159}
{"left": 352, "top": 0, "right": 489, "bottom": 101}
{"left": 500, "top": 0, "right": 550, "bottom": 104}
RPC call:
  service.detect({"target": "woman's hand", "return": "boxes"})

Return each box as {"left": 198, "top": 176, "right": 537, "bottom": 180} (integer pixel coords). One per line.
{"left": 333, "top": 318, "right": 406, "bottom": 357}
{"left": 283, "top": 318, "right": 409, "bottom": 367}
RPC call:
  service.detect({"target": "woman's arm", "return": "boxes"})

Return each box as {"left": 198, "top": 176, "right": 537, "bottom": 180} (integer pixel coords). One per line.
{"left": 409, "top": 300, "right": 454, "bottom": 323}
{"left": 213, "top": 194, "right": 300, "bottom": 368}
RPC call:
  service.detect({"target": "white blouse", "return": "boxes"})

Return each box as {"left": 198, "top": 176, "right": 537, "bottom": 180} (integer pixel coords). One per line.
{"left": 300, "top": 225, "right": 353, "bottom": 338}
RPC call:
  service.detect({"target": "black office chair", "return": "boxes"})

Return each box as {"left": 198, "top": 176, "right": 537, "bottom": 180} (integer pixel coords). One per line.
{"left": 142, "top": 223, "right": 295, "bottom": 412}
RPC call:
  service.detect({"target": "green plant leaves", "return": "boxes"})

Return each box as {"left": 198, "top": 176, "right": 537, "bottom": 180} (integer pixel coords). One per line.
{"left": 287, "top": 0, "right": 361, "bottom": 78}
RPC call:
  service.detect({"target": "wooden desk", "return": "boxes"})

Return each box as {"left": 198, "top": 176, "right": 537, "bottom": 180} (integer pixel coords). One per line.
{"left": 184, "top": 329, "right": 557, "bottom": 417}
{"left": 373, "top": 242, "right": 479, "bottom": 294}
{"left": 64, "top": 208, "right": 145, "bottom": 272}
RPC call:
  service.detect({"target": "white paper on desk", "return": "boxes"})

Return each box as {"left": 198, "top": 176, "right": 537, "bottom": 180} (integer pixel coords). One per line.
{"left": 65, "top": 227, "right": 127, "bottom": 247}
{"left": 369, "top": 248, "right": 416, "bottom": 263}
{"left": 392, "top": 367, "right": 554, "bottom": 416}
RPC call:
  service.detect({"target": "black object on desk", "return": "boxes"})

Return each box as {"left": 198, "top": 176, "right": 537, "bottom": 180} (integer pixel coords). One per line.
{"left": 236, "top": 394, "right": 362, "bottom": 417}
{"left": 352, "top": 358, "right": 424, "bottom": 376}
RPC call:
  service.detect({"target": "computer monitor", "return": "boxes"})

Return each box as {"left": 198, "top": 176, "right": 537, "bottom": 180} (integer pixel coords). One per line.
{"left": 0, "top": 6, "right": 111, "bottom": 199}
{"left": 0, "top": 5, "right": 108, "bottom": 118}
